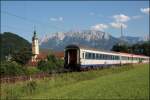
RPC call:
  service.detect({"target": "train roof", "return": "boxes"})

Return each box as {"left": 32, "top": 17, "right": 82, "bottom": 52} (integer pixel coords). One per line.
{"left": 65, "top": 44, "right": 149, "bottom": 58}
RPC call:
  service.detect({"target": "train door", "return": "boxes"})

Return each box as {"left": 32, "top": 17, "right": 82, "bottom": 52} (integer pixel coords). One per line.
{"left": 65, "top": 48, "right": 81, "bottom": 71}
{"left": 68, "top": 49, "right": 77, "bottom": 65}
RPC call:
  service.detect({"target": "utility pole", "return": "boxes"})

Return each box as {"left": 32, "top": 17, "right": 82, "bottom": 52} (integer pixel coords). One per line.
{"left": 120, "top": 24, "right": 124, "bottom": 45}
{"left": 121, "top": 24, "right": 123, "bottom": 39}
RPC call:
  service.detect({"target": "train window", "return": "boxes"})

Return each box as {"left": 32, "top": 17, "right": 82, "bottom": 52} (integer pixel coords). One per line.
{"left": 100, "top": 54, "right": 102, "bottom": 59}
{"left": 112, "top": 56, "right": 114, "bottom": 60}
{"left": 124, "top": 57, "right": 127, "bottom": 60}
{"left": 89, "top": 53, "right": 91, "bottom": 59}
{"left": 96, "top": 53, "right": 98, "bottom": 59}
{"left": 85, "top": 52, "right": 88, "bottom": 59}
{"left": 115, "top": 56, "right": 118, "bottom": 60}
{"left": 108, "top": 55, "right": 110, "bottom": 60}
{"left": 85, "top": 52, "right": 91, "bottom": 59}
{"left": 109, "top": 55, "right": 111, "bottom": 60}
{"left": 99, "top": 54, "right": 101, "bottom": 59}
{"left": 105, "top": 55, "right": 107, "bottom": 60}
{"left": 82, "top": 53, "right": 84, "bottom": 59}
{"left": 103, "top": 54, "right": 105, "bottom": 59}
{"left": 102, "top": 54, "right": 105, "bottom": 59}
{"left": 111, "top": 55, "right": 112, "bottom": 60}
{"left": 98, "top": 54, "right": 99, "bottom": 59}
{"left": 98, "top": 54, "right": 100, "bottom": 59}
{"left": 116, "top": 56, "right": 118, "bottom": 60}
{"left": 106, "top": 55, "right": 108, "bottom": 60}
{"left": 93, "top": 53, "right": 95, "bottom": 59}
{"left": 121, "top": 56, "right": 123, "bottom": 60}
{"left": 104, "top": 54, "right": 107, "bottom": 59}
{"left": 103, "top": 55, "right": 106, "bottom": 59}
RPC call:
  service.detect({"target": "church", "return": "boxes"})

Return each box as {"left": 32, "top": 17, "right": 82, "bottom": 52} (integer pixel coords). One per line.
{"left": 32, "top": 30, "right": 39, "bottom": 62}
{"left": 27, "top": 30, "right": 64, "bottom": 66}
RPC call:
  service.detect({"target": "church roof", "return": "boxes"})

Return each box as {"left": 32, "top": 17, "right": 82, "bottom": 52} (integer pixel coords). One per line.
{"left": 32, "top": 30, "right": 38, "bottom": 40}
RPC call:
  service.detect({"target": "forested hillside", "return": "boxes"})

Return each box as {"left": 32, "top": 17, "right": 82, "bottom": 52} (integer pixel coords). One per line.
{"left": 0, "top": 32, "right": 31, "bottom": 61}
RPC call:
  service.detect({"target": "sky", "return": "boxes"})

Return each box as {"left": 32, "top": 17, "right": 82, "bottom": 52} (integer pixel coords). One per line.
{"left": 1, "top": 1, "right": 149, "bottom": 42}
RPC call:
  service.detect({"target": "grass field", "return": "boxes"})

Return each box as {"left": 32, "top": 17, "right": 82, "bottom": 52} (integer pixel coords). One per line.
{"left": 1, "top": 64, "right": 149, "bottom": 99}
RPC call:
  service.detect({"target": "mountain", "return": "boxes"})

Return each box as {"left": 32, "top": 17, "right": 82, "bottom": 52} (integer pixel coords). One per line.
{"left": 0, "top": 32, "right": 31, "bottom": 61}
{"left": 122, "top": 36, "right": 149, "bottom": 45}
{"left": 40, "top": 30, "right": 149, "bottom": 51}
{"left": 40, "top": 30, "right": 121, "bottom": 51}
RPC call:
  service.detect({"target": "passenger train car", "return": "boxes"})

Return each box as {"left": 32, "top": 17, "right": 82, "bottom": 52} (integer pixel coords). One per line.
{"left": 64, "top": 45, "right": 149, "bottom": 71}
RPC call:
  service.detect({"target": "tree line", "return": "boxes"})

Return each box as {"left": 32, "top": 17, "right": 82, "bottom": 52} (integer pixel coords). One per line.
{"left": 111, "top": 41, "right": 149, "bottom": 56}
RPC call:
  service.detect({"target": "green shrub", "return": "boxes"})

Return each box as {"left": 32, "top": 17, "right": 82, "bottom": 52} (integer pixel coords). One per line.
{"left": 37, "top": 60, "right": 57, "bottom": 73}
{"left": 37, "top": 54, "right": 64, "bottom": 73}
{"left": 25, "top": 67, "right": 41, "bottom": 75}
{"left": 0, "top": 61, "right": 26, "bottom": 76}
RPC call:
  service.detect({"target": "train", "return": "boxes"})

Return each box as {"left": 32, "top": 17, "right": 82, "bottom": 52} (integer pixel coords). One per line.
{"left": 64, "top": 44, "right": 149, "bottom": 71}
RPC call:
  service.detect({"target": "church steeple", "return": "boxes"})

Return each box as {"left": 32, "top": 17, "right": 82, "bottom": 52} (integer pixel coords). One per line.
{"left": 32, "top": 29, "right": 39, "bottom": 62}
{"left": 32, "top": 30, "right": 38, "bottom": 40}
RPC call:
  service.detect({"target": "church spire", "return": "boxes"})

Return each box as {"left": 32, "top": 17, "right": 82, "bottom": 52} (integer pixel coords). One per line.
{"left": 32, "top": 27, "right": 39, "bottom": 62}
{"left": 33, "top": 25, "right": 37, "bottom": 37}
{"left": 33, "top": 30, "right": 37, "bottom": 37}
{"left": 32, "top": 28, "right": 38, "bottom": 41}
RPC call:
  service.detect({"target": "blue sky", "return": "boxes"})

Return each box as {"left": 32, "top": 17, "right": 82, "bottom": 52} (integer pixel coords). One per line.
{"left": 1, "top": 1, "right": 149, "bottom": 42}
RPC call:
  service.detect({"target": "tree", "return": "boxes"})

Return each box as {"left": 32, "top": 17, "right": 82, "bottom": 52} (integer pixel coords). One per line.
{"left": 0, "top": 61, "right": 26, "bottom": 77}
{"left": 111, "top": 43, "right": 129, "bottom": 53}
{"left": 131, "top": 41, "right": 149, "bottom": 56}
{"left": 0, "top": 32, "right": 31, "bottom": 61}
{"left": 37, "top": 54, "right": 64, "bottom": 73}
{"left": 12, "top": 47, "right": 32, "bottom": 65}
{"left": 111, "top": 41, "right": 150, "bottom": 56}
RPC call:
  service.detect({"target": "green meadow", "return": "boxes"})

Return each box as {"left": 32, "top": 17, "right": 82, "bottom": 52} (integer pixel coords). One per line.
{"left": 1, "top": 64, "right": 149, "bottom": 99}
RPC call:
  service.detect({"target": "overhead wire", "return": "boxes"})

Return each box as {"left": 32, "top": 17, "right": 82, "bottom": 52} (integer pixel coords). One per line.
{"left": 1, "top": 10, "right": 66, "bottom": 32}
{"left": 1, "top": 25, "right": 32, "bottom": 33}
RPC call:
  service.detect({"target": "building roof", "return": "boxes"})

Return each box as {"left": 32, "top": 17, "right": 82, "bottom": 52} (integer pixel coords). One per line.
{"left": 36, "top": 52, "right": 48, "bottom": 59}
{"left": 53, "top": 51, "right": 64, "bottom": 58}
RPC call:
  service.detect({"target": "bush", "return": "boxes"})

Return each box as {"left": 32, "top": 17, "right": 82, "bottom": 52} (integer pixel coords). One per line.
{"left": 12, "top": 47, "right": 32, "bottom": 65}
{"left": 37, "top": 60, "right": 57, "bottom": 73}
{"left": 0, "top": 61, "right": 26, "bottom": 77}
{"left": 25, "top": 67, "right": 41, "bottom": 75}
{"left": 37, "top": 54, "right": 64, "bottom": 73}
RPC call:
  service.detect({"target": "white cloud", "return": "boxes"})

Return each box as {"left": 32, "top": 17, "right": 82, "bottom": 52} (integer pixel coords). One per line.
{"left": 141, "top": 8, "right": 150, "bottom": 14}
{"left": 89, "top": 12, "right": 95, "bottom": 16}
{"left": 50, "top": 17, "right": 64, "bottom": 21}
{"left": 132, "top": 15, "right": 142, "bottom": 19}
{"left": 113, "top": 14, "right": 130, "bottom": 22}
{"left": 58, "top": 17, "right": 63, "bottom": 21}
{"left": 50, "top": 18, "right": 57, "bottom": 21}
{"left": 91, "top": 24, "right": 108, "bottom": 31}
{"left": 110, "top": 22, "right": 127, "bottom": 29}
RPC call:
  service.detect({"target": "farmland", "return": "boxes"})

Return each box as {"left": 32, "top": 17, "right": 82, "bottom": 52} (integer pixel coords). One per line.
{"left": 1, "top": 64, "right": 149, "bottom": 99}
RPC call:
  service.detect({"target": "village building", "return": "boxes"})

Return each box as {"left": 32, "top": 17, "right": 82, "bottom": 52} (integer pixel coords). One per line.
{"left": 27, "top": 30, "right": 64, "bottom": 66}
